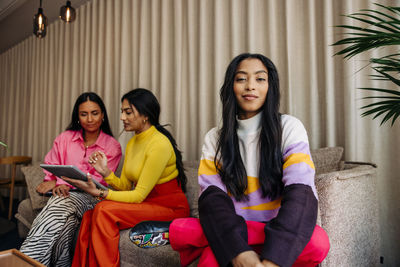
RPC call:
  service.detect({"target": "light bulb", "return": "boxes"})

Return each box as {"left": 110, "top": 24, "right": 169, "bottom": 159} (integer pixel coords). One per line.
{"left": 60, "top": 1, "right": 76, "bottom": 23}
{"left": 66, "top": 8, "right": 71, "bottom": 21}
{"left": 33, "top": 7, "right": 48, "bottom": 38}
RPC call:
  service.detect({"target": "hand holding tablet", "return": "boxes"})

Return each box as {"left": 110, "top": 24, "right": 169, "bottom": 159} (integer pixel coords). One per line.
{"left": 40, "top": 164, "right": 108, "bottom": 190}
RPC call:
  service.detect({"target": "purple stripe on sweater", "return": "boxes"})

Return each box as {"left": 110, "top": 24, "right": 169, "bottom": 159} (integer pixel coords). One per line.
{"left": 283, "top": 141, "right": 318, "bottom": 198}
{"left": 283, "top": 163, "right": 318, "bottom": 198}
{"left": 199, "top": 174, "right": 281, "bottom": 221}
{"left": 235, "top": 207, "right": 280, "bottom": 222}
{"left": 231, "top": 186, "right": 282, "bottom": 221}
{"left": 283, "top": 163, "right": 315, "bottom": 186}
{"left": 283, "top": 141, "right": 310, "bottom": 159}
{"left": 198, "top": 174, "right": 227, "bottom": 194}
{"left": 232, "top": 189, "right": 273, "bottom": 209}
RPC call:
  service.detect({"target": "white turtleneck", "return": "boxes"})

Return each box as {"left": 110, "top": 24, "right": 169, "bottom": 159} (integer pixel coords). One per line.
{"left": 236, "top": 112, "right": 263, "bottom": 178}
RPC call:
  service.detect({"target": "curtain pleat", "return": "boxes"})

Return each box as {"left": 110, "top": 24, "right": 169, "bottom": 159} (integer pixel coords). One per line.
{"left": 0, "top": 0, "right": 399, "bottom": 264}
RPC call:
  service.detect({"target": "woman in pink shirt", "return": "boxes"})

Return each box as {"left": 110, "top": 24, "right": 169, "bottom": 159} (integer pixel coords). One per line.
{"left": 20, "top": 92, "right": 122, "bottom": 267}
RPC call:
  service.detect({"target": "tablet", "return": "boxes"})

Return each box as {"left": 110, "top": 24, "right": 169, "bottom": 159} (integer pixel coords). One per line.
{"left": 40, "top": 164, "right": 108, "bottom": 190}
{"left": 40, "top": 188, "right": 81, "bottom": 197}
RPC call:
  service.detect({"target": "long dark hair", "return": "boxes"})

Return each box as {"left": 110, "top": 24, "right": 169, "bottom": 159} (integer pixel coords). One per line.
{"left": 121, "top": 88, "right": 187, "bottom": 192}
{"left": 216, "top": 53, "right": 283, "bottom": 201}
{"left": 66, "top": 92, "right": 114, "bottom": 137}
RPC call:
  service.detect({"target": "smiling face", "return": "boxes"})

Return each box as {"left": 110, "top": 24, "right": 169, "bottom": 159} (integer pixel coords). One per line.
{"left": 78, "top": 100, "right": 104, "bottom": 134}
{"left": 233, "top": 58, "right": 269, "bottom": 120}
{"left": 120, "top": 99, "right": 149, "bottom": 133}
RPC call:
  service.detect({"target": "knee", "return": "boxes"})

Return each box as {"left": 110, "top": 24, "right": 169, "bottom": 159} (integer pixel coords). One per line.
{"left": 198, "top": 186, "right": 233, "bottom": 211}
{"left": 308, "top": 226, "right": 330, "bottom": 262}
{"left": 45, "top": 196, "right": 71, "bottom": 210}
{"left": 92, "top": 200, "right": 114, "bottom": 219}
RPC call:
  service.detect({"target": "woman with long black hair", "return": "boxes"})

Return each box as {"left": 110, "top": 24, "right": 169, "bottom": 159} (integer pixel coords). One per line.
{"left": 20, "top": 92, "right": 122, "bottom": 267}
{"left": 65, "top": 88, "right": 190, "bottom": 267}
{"left": 169, "top": 53, "right": 330, "bottom": 267}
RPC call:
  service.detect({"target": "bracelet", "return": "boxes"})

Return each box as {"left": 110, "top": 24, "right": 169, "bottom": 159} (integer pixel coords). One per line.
{"left": 96, "top": 188, "right": 105, "bottom": 201}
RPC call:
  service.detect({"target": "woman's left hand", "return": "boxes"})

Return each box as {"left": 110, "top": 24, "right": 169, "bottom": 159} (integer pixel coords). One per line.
{"left": 88, "top": 151, "right": 111, "bottom": 177}
{"left": 62, "top": 174, "right": 99, "bottom": 197}
{"left": 232, "top": 251, "right": 279, "bottom": 267}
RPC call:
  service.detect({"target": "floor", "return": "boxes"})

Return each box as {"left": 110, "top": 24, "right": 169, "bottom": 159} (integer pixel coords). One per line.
{"left": 0, "top": 197, "right": 24, "bottom": 251}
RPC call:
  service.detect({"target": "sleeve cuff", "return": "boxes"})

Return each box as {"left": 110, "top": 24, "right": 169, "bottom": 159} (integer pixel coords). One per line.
{"left": 261, "top": 184, "right": 318, "bottom": 267}
{"left": 104, "top": 171, "right": 116, "bottom": 183}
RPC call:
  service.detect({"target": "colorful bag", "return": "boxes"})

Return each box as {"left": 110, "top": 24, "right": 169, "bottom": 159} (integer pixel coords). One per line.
{"left": 129, "top": 221, "right": 171, "bottom": 248}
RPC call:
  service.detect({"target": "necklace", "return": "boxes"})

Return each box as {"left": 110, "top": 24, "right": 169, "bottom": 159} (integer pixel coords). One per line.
{"left": 84, "top": 131, "right": 100, "bottom": 148}
{"left": 84, "top": 138, "right": 96, "bottom": 148}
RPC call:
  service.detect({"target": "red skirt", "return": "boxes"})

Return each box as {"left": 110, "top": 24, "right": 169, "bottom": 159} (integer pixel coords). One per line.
{"left": 72, "top": 179, "right": 189, "bottom": 267}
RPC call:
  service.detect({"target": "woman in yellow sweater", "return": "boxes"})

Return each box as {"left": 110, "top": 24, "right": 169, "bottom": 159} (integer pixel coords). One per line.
{"left": 64, "top": 88, "right": 190, "bottom": 267}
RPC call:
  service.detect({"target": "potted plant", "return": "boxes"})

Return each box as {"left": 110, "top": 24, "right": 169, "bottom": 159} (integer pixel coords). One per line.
{"left": 332, "top": 3, "right": 400, "bottom": 125}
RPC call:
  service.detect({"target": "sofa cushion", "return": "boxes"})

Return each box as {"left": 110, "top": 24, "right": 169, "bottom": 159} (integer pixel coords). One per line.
{"left": 183, "top": 161, "right": 200, "bottom": 218}
{"left": 21, "top": 164, "right": 49, "bottom": 210}
{"left": 311, "top": 147, "right": 344, "bottom": 175}
{"left": 119, "top": 229, "right": 181, "bottom": 267}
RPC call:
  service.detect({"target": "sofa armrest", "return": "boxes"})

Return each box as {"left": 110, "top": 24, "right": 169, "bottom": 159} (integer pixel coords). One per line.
{"left": 344, "top": 161, "right": 377, "bottom": 168}
{"left": 316, "top": 164, "right": 376, "bottom": 182}
{"left": 15, "top": 213, "right": 32, "bottom": 230}
{"left": 15, "top": 198, "right": 42, "bottom": 238}
{"left": 315, "top": 162, "right": 379, "bottom": 266}
{"left": 21, "top": 164, "right": 50, "bottom": 210}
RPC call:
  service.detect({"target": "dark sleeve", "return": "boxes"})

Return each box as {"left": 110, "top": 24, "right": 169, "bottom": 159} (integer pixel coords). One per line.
{"left": 199, "top": 186, "right": 251, "bottom": 267}
{"left": 261, "top": 184, "right": 318, "bottom": 267}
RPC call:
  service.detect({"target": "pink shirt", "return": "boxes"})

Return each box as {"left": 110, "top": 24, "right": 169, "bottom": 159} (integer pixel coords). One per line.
{"left": 43, "top": 130, "right": 122, "bottom": 188}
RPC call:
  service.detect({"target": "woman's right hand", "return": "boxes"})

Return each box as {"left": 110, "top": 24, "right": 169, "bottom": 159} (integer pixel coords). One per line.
{"left": 36, "top": 181, "right": 71, "bottom": 197}
{"left": 232, "top": 251, "right": 279, "bottom": 267}
{"left": 89, "top": 151, "right": 111, "bottom": 177}
{"left": 52, "top": 184, "right": 71, "bottom": 197}
{"left": 36, "top": 180, "right": 56, "bottom": 194}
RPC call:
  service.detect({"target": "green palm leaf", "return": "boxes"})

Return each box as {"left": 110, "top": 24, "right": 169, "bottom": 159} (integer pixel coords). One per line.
{"left": 371, "top": 68, "right": 400, "bottom": 86}
{"left": 360, "top": 102, "right": 400, "bottom": 126}
{"left": 355, "top": 12, "right": 400, "bottom": 31}
{"left": 333, "top": 4, "right": 400, "bottom": 58}
{"left": 333, "top": 3, "right": 400, "bottom": 126}
{"left": 371, "top": 54, "right": 400, "bottom": 72}
{"left": 359, "top": 87, "right": 400, "bottom": 125}
{"left": 359, "top": 87, "right": 400, "bottom": 96}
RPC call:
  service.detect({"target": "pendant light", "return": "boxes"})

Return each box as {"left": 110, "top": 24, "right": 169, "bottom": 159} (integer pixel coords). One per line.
{"left": 33, "top": 0, "right": 48, "bottom": 38}
{"left": 60, "top": 1, "right": 76, "bottom": 23}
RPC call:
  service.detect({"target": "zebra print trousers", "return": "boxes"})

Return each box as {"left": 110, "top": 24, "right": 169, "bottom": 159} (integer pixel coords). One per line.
{"left": 20, "top": 192, "right": 98, "bottom": 267}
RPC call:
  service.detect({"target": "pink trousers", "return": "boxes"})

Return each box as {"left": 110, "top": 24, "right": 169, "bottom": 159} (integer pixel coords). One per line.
{"left": 170, "top": 218, "right": 329, "bottom": 267}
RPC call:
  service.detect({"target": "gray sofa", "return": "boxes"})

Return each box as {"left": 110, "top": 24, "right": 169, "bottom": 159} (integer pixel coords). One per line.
{"left": 15, "top": 147, "right": 380, "bottom": 266}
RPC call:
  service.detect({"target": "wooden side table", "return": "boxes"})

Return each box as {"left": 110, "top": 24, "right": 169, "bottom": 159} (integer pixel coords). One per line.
{"left": 0, "top": 249, "right": 45, "bottom": 267}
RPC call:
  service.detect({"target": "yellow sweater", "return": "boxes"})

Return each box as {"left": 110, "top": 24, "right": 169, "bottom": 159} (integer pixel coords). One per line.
{"left": 105, "top": 126, "right": 178, "bottom": 203}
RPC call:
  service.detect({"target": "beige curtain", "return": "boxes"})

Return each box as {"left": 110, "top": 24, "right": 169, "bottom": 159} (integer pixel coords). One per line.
{"left": 0, "top": 0, "right": 399, "bottom": 264}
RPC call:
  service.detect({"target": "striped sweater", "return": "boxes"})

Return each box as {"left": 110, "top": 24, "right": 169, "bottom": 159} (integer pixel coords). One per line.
{"left": 199, "top": 112, "right": 317, "bottom": 222}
